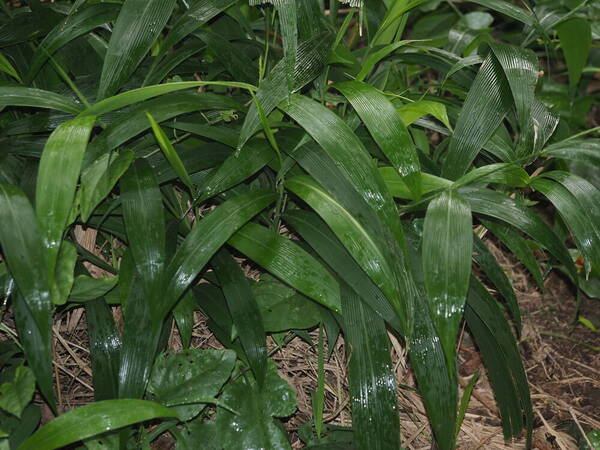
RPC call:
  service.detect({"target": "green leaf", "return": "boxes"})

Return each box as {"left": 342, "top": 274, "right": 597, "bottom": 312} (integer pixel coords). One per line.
{"left": 146, "top": 112, "right": 194, "bottom": 192}
{"left": 279, "top": 94, "right": 403, "bottom": 242}
{"left": 82, "top": 81, "right": 254, "bottom": 117}
{"left": 380, "top": 168, "right": 451, "bottom": 200}
{"left": 283, "top": 210, "right": 400, "bottom": 331}
{"left": 69, "top": 275, "right": 118, "bottom": 303}
{"left": 36, "top": 115, "right": 96, "bottom": 280}
{"left": 341, "top": 286, "right": 400, "bottom": 450}
{"left": 0, "top": 185, "right": 54, "bottom": 409}
{"left": 465, "top": 278, "right": 532, "bottom": 444}
{"left": 472, "top": 235, "right": 521, "bottom": 332}
{"left": 79, "top": 149, "right": 134, "bottom": 222}
{"left": 459, "top": 186, "right": 577, "bottom": 282}
{"left": 18, "top": 400, "right": 178, "bottom": 450}
{"left": 85, "top": 297, "right": 121, "bottom": 401}
{"left": 441, "top": 51, "right": 512, "bottom": 180}
{"left": 157, "top": 0, "right": 236, "bottom": 60}
{"left": 97, "top": 0, "right": 178, "bottom": 99}
{"left": 51, "top": 241, "right": 77, "bottom": 305}
{"left": 147, "top": 349, "right": 236, "bottom": 421}
{"left": 238, "top": 32, "right": 332, "bottom": 148}
{"left": 173, "top": 292, "right": 195, "bottom": 349}
{"left": 0, "top": 51, "right": 21, "bottom": 81}
{"left": 397, "top": 100, "right": 452, "bottom": 131}
{"left": 335, "top": 80, "right": 421, "bottom": 197}
{"left": 465, "top": 0, "right": 533, "bottom": 26}
{"left": 26, "top": 3, "right": 121, "bottom": 82}
{"left": 215, "top": 361, "right": 296, "bottom": 450}
{"left": 531, "top": 177, "right": 600, "bottom": 277}
{"left": 251, "top": 274, "right": 322, "bottom": 332}
{"left": 356, "top": 40, "right": 417, "bottom": 82}
{"left": 211, "top": 250, "right": 267, "bottom": 385}
{"left": 545, "top": 139, "right": 600, "bottom": 166}
{"left": 556, "top": 18, "right": 591, "bottom": 91}
{"left": 177, "top": 420, "right": 220, "bottom": 450}
{"left": 163, "top": 190, "right": 277, "bottom": 317}
{"left": 422, "top": 190, "right": 472, "bottom": 365}
{"left": 120, "top": 159, "right": 165, "bottom": 294}
{"left": 0, "top": 366, "right": 35, "bottom": 419}
{"left": 0, "top": 86, "right": 83, "bottom": 114}
{"left": 452, "top": 163, "right": 530, "bottom": 189}
{"left": 482, "top": 219, "right": 544, "bottom": 291}
{"left": 228, "top": 222, "right": 341, "bottom": 313}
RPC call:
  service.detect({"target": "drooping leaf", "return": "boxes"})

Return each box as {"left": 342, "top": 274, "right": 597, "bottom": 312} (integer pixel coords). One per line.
{"left": 0, "top": 86, "right": 83, "bottom": 114}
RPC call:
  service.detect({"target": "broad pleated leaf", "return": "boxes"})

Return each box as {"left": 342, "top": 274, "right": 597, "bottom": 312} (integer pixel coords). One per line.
{"left": 97, "top": 0, "right": 178, "bottom": 99}
{"left": 36, "top": 115, "right": 95, "bottom": 279}
{"left": 157, "top": 0, "right": 237, "bottom": 59}
{"left": 199, "top": 140, "right": 275, "bottom": 203}
{"left": 18, "top": 400, "right": 178, "bottom": 450}
{"left": 27, "top": 3, "right": 121, "bottom": 82}
{"left": 465, "top": 0, "right": 533, "bottom": 25}
{"left": 472, "top": 235, "right": 521, "bottom": 331}
{"left": 442, "top": 51, "right": 512, "bottom": 179}
{"left": 286, "top": 175, "right": 401, "bottom": 322}
{"left": 545, "top": 139, "right": 600, "bottom": 165}
{"left": 0, "top": 51, "right": 21, "bottom": 81}
{"left": 120, "top": 159, "right": 165, "bottom": 294}
{"left": 284, "top": 210, "right": 400, "bottom": 331}
{"left": 422, "top": 190, "right": 472, "bottom": 365}
{"left": 85, "top": 296, "right": 121, "bottom": 401}
{"left": 452, "top": 163, "right": 530, "bottom": 188}
{"left": 335, "top": 80, "right": 420, "bottom": 197}
{"left": 341, "top": 287, "right": 400, "bottom": 450}
{"left": 404, "top": 230, "right": 457, "bottom": 450}
{"left": 531, "top": 177, "right": 600, "bottom": 277}
{"left": 465, "top": 278, "right": 532, "bottom": 445}
{"left": 228, "top": 222, "right": 341, "bottom": 313}
{"left": 459, "top": 187, "right": 577, "bottom": 281}
{"left": 238, "top": 32, "right": 331, "bottom": 148}
{"left": 556, "top": 18, "right": 591, "bottom": 90}
{"left": 163, "top": 190, "right": 276, "bottom": 316}
{"left": 0, "top": 185, "right": 54, "bottom": 409}
{"left": 79, "top": 149, "right": 134, "bottom": 222}
{"left": 482, "top": 219, "right": 544, "bottom": 290}
{"left": 380, "top": 168, "right": 451, "bottom": 200}
{"left": 173, "top": 292, "right": 195, "bottom": 349}
{"left": 211, "top": 249, "right": 267, "bottom": 385}
{"left": 0, "top": 86, "right": 83, "bottom": 114}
